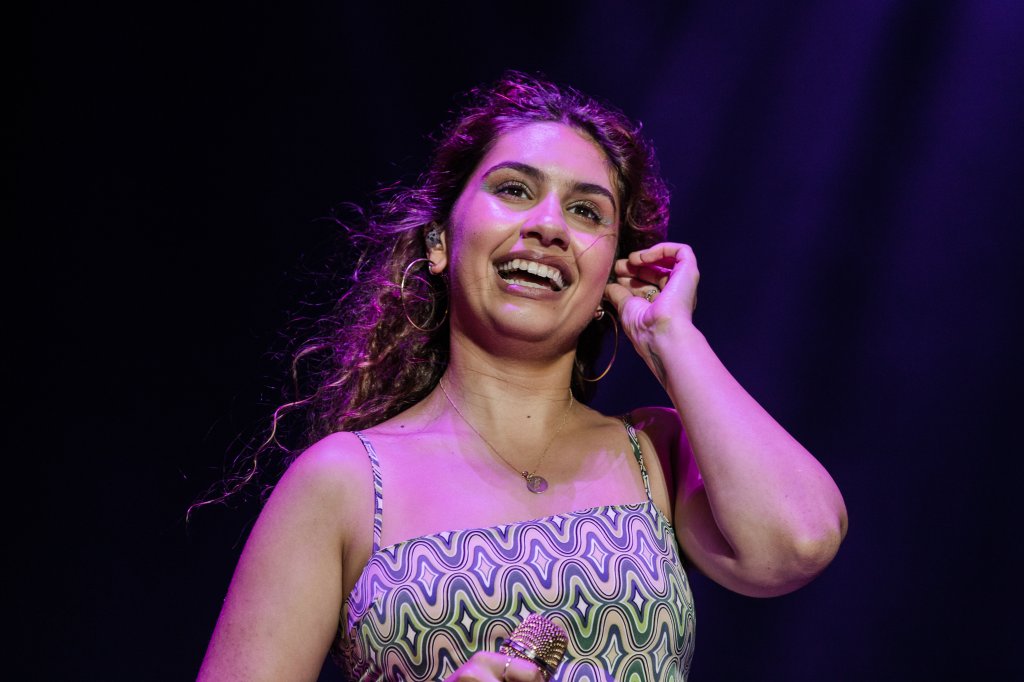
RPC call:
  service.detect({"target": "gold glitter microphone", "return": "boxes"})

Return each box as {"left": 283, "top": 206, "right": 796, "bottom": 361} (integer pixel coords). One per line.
{"left": 498, "top": 613, "right": 569, "bottom": 680}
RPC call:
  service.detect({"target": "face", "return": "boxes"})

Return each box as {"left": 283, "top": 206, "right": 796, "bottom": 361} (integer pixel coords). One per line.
{"left": 435, "top": 122, "right": 620, "bottom": 349}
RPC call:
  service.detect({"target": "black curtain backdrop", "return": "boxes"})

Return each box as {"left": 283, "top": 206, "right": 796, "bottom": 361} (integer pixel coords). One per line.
{"left": 17, "top": 1, "right": 1022, "bottom": 680}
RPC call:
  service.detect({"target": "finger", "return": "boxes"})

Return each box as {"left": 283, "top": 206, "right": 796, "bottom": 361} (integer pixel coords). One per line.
{"left": 484, "top": 653, "right": 544, "bottom": 682}
{"left": 612, "top": 275, "right": 662, "bottom": 300}
{"left": 613, "top": 260, "right": 669, "bottom": 283}
{"left": 627, "top": 242, "right": 694, "bottom": 267}
{"left": 615, "top": 256, "right": 671, "bottom": 275}
{"left": 604, "top": 281, "right": 636, "bottom": 314}
{"left": 502, "top": 658, "right": 545, "bottom": 681}
{"left": 613, "top": 259, "right": 670, "bottom": 289}
{"left": 624, "top": 243, "right": 698, "bottom": 293}
{"left": 447, "top": 652, "right": 545, "bottom": 682}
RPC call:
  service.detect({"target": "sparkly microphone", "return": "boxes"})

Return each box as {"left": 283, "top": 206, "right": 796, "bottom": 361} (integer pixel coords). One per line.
{"left": 498, "top": 613, "right": 568, "bottom": 680}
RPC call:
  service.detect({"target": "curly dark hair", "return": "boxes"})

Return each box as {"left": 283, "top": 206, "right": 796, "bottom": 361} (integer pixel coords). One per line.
{"left": 195, "top": 71, "right": 671, "bottom": 509}
{"left": 309, "top": 70, "right": 668, "bottom": 425}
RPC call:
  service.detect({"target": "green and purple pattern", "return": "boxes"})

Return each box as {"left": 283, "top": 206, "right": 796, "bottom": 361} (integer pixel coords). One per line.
{"left": 336, "top": 425, "right": 695, "bottom": 681}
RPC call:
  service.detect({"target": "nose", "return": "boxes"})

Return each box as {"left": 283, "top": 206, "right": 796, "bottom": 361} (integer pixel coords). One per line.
{"left": 521, "top": 192, "right": 569, "bottom": 249}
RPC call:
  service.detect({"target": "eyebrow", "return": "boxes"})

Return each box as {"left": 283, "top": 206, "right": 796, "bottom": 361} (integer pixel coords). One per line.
{"left": 482, "top": 161, "right": 618, "bottom": 212}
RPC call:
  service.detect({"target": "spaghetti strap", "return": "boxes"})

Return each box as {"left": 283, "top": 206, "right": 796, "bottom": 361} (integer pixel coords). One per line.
{"left": 621, "top": 415, "right": 654, "bottom": 502}
{"left": 352, "top": 431, "right": 384, "bottom": 554}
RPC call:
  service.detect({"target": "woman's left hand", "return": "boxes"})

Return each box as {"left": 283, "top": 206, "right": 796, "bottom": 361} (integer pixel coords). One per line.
{"left": 604, "top": 242, "right": 700, "bottom": 382}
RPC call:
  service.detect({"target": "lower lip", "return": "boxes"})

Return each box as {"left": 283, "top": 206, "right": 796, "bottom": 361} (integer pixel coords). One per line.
{"left": 494, "top": 269, "right": 565, "bottom": 300}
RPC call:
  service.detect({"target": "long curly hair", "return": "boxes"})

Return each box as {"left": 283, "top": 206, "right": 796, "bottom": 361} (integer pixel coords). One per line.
{"left": 196, "top": 71, "right": 670, "bottom": 509}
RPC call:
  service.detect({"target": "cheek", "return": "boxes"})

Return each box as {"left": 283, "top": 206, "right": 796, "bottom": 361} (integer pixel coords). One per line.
{"left": 450, "top": 199, "right": 518, "bottom": 254}
{"left": 573, "top": 229, "right": 619, "bottom": 272}
{"left": 568, "top": 233, "right": 617, "bottom": 308}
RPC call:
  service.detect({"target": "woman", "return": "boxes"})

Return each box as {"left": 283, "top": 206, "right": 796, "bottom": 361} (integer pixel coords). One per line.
{"left": 198, "top": 72, "right": 847, "bottom": 681}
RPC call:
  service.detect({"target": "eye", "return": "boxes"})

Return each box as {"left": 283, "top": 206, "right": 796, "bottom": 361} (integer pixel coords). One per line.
{"left": 493, "top": 180, "right": 532, "bottom": 200}
{"left": 567, "top": 200, "right": 606, "bottom": 225}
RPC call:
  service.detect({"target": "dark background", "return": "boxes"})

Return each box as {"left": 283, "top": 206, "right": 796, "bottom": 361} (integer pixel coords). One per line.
{"left": 17, "top": 1, "right": 1022, "bottom": 680}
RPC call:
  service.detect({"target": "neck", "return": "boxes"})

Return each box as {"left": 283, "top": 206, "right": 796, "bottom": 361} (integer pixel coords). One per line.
{"left": 436, "top": 333, "right": 576, "bottom": 435}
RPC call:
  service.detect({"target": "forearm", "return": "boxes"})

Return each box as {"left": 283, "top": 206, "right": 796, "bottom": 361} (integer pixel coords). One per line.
{"left": 649, "top": 319, "right": 848, "bottom": 586}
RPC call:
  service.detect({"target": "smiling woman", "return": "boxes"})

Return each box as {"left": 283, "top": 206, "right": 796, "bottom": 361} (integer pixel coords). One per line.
{"left": 441, "top": 122, "right": 620, "bottom": 352}
{"left": 197, "top": 71, "right": 847, "bottom": 682}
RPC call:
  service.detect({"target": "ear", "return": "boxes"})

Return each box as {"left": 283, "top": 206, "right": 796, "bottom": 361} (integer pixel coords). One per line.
{"left": 425, "top": 225, "right": 448, "bottom": 274}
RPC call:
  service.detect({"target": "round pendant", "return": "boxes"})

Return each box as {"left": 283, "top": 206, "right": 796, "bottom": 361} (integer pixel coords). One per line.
{"left": 525, "top": 475, "right": 548, "bottom": 493}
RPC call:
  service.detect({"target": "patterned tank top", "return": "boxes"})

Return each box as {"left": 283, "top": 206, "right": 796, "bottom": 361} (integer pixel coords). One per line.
{"left": 333, "top": 418, "right": 696, "bottom": 681}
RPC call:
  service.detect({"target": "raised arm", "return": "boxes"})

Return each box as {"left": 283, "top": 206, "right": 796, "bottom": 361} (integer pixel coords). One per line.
{"left": 606, "top": 243, "right": 848, "bottom": 597}
{"left": 198, "top": 433, "right": 370, "bottom": 681}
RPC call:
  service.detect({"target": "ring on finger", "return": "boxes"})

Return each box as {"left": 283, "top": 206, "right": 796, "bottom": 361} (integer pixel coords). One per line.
{"left": 643, "top": 287, "right": 659, "bottom": 303}
{"left": 503, "top": 654, "right": 513, "bottom": 681}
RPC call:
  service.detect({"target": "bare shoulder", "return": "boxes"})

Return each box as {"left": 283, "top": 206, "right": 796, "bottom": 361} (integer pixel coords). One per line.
{"left": 610, "top": 405, "right": 684, "bottom": 518}
{"left": 627, "top": 406, "right": 691, "bottom": 517}
{"left": 278, "top": 431, "right": 370, "bottom": 498}
{"left": 629, "top": 406, "right": 687, "bottom": 475}
{"left": 629, "top": 406, "right": 683, "bottom": 446}
{"left": 267, "top": 431, "right": 375, "bottom": 540}
{"left": 199, "top": 432, "right": 374, "bottom": 681}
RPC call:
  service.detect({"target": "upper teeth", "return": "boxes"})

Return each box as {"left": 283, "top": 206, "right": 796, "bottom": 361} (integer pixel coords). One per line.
{"left": 497, "top": 258, "right": 566, "bottom": 290}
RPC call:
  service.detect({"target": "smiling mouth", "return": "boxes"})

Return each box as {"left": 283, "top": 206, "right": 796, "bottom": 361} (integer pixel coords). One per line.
{"left": 496, "top": 258, "right": 567, "bottom": 292}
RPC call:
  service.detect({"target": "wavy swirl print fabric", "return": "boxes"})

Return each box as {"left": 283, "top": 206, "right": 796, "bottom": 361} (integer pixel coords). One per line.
{"left": 335, "top": 424, "right": 695, "bottom": 681}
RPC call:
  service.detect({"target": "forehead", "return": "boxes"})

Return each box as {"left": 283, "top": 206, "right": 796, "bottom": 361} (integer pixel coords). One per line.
{"left": 479, "top": 122, "right": 617, "bottom": 192}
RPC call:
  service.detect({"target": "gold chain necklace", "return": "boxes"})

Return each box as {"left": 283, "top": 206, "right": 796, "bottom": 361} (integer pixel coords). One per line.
{"left": 438, "top": 379, "right": 574, "bottom": 494}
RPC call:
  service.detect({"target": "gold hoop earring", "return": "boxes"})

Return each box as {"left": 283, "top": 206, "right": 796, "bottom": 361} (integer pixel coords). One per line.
{"left": 400, "top": 258, "right": 448, "bottom": 332}
{"left": 579, "top": 311, "right": 618, "bottom": 382}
